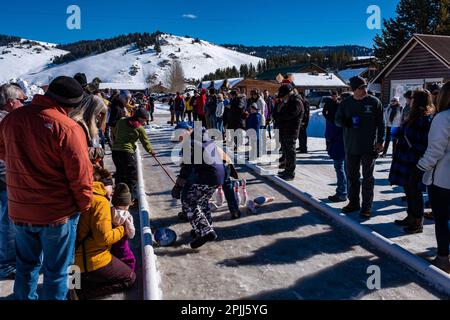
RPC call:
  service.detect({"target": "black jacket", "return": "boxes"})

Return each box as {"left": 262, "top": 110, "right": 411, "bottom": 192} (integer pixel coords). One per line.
{"left": 227, "top": 95, "right": 247, "bottom": 130}
{"left": 179, "top": 130, "right": 225, "bottom": 186}
{"left": 273, "top": 94, "right": 305, "bottom": 136}
{"left": 323, "top": 98, "right": 340, "bottom": 123}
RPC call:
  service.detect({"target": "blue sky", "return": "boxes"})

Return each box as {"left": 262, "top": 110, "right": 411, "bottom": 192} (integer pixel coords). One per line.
{"left": 1, "top": 0, "right": 398, "bottom": 48}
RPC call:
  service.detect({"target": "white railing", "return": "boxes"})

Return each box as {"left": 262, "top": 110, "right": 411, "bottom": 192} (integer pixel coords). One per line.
{"left": 136, "top": 147, "right": 162, "bottom": 300}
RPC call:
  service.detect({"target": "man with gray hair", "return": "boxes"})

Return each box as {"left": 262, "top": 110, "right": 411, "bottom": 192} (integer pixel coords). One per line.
{"left": 0, "top": 83, "right": 27, "bottom": 280}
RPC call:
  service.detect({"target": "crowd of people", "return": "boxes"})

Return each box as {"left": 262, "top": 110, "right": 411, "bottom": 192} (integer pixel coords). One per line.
{"left": 0, "top": 74, "right": 157, "bottom": 300}
{"left": 167, "top": 85, "right": 311, "bottom": 181}
{"left": 323, "top": 77, "right": 450, "bottom": 273}
{"left": 0, "top": 71, "right": 448, "bottom": 301}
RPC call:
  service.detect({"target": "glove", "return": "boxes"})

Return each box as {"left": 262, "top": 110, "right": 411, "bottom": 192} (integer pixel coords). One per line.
{"left": 171, "top": 185, "right": 182, "bottom": 200}
{"left": 175, "top": 176, "right": 187, "bottom": 188}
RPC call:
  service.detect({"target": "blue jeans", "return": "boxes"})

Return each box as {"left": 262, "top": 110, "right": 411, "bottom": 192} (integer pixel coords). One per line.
{"left": 216, "top": 117, "right": 224, "bottom": 134}
{"left": 333, "top": 159, "right": 348, "bottom": 198}
{"left": 0, "top": 190, "right": 15, "bottom": 276}
{"left": 175, "top": 110, "right": 184, "bottom": 123}
{"left": 13, "top": 213, "right": 80, "bottom": 300}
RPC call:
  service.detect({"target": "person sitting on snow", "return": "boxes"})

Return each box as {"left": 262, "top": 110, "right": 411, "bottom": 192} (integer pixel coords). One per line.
{"left": 75, "top": 167, "right": 136, "bottom": 300}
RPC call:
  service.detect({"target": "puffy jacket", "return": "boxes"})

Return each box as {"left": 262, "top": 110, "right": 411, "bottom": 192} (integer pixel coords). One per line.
{"left": 179, "top": 129, "right": 225, "bottom": 186}
{"left": 174, "top": 96, "right": 185, "bottom": 112}
{"left": 75, "top": 182, "right": 125, "bottom": 273}
{"left": 418, "top": 109, "right": 450, "bottom": 189}
{"left": 205, "top": 95, "right": 217, "bottom": 117}
{"left": 112, "top": 118, "right": 154, "bottom": 154}
{"left": 0, "top": 95, "right": 93, "bottom": 225}
{"left": 185, "top": 97, "right": 193, "bottom": 112}
{"left": 196, "top": 90, "right": 207, "bottom": 116}
{"left": 255, "top": 96, "right": 267, "bottom": 126}
{"left": 227, "top": 94, "right": 247, "bottom": 130}
{"left": 272, "top": 94, "right": 304, "bottom": 136}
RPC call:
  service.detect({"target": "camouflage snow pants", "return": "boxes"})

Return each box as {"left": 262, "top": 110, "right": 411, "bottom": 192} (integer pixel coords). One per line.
{"left": 181, "top": 184, "right": 217, "bottom": 237}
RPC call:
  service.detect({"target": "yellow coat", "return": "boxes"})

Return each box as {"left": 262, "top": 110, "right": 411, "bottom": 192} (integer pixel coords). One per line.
{"left": 75, "top": 182, "right": 125, "bottom": 273}
{"left": 186, "top": 99, "right": 193, "bottom": 112}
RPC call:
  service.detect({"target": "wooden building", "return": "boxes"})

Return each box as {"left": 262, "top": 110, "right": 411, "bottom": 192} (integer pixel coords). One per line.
{"left": 233, "top": 79, "right": 281, "bottom": 96}
{"left": 371, "top": 34, "right": 450, "bottom": 105}
{"left": 256, "top": 63, "right": 327, "bottom": 82}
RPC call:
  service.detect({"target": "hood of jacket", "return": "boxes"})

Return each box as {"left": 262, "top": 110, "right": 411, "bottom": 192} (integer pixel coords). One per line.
{"left": 92, "top": 181, "right": 108, "bottom": 197}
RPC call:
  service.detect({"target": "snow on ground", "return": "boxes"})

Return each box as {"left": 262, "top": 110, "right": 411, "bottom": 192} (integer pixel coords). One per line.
{"left": 0, "top": 41, "right": 68, "bottom": 83}
{"left": 21, "top": 34, "right": 263, "bottom": 87}
{"left": 291, "top": 73, "right": 348, "bottom": 88}
{"left": 139, "top": 114, "right": 445, "bottom": 300}
{"left": 154, "top": 103, "right": 171, "bottom": 114}
{"left": 307, "top": 109, "right": 326, "bottom": 138}
{"left": 338, "top": 67, "right": 368, "bottom": 83}
{"left": 7, "top": 78, "right": 44, "bottom": 101}
{"left": 258, "top": 137, "right": 442, "bottom": 262}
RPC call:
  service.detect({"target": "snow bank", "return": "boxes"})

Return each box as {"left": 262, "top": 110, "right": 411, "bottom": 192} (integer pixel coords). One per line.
{"left": 307, "top": 109, "right": 326, "bottom": 138}
{"left": 8, "top": 78, "right": 44, "bottom": 101}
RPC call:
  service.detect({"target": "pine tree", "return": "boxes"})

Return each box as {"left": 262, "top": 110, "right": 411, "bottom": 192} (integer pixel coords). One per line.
{"left": 154, "top": 42, "right": 162, "bottom": 53}
{"left": 436, "top": 0, "right": 450, "bottom": 34}
{"left": 374, "top": 0, "right": 449, "bottom": 67}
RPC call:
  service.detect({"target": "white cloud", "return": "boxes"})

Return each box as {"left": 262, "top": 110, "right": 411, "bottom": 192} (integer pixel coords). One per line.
{"left": 182, "top": 14, "right": 197, "bottom": 19}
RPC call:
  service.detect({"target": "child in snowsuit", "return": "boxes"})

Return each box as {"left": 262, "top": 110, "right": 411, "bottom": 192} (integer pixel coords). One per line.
{"left": 110, "top": 183, "right": 136, "bottom": 271}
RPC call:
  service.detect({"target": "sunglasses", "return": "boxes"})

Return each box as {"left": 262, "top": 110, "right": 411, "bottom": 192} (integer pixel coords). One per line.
{"left": 432, "top": 91, "right": 439, "bottom": 96}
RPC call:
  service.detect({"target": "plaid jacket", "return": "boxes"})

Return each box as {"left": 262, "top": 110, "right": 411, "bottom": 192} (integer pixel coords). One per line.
{"left": 388, "top": 115, "right": 433, "bottom": 187}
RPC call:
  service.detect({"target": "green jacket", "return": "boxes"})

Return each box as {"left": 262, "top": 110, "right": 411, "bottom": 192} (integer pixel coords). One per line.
{"left": 112, "top": 118, "right": 153, "bottom": 154}
{"left": 335, "top": 95, "right": 385, "bottom": 155}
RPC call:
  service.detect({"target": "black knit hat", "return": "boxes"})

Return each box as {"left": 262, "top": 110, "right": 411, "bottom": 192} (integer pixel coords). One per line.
{"left": 403, "top": 90, "right": 413, "bottom": 99}
{"left": 74, "top": 73, "right": 88, "bottom": 88}
{"left": 349, "top": 76, "right": 367, "bottom": 91}
{"left": 45, "top": 76, "right": 84, "bottom": 107}
{"left": 112, "top": 183, "right": 133, "bottom": 207}
{"left": 134, "top": 107, "right": 150, "bottom": 120}
{"left": 429, "top": 83, "right": 442, "bottom": 93}
{"left": 278, "top": 84, "right": 293, "bottom": 98}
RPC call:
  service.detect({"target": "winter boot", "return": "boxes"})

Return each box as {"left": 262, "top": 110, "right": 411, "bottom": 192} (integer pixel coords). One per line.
{"left": 190, "top": 231, "right": 218, "bottom": 249}
{"left": 341, "top": 203, "right": 361, "bottom": 214}
{"left": 404, "top": 218, "right": 423, "bottom": 234}
{"left": 359, "top": 209, "right": 372, "bottom": 219}
{"left": 431, "top": 256, "right": 450, "bottom": 273}
{"left": 394, "top": 215, "right": 412, "bottom": 226}
{"left": 230, "top": 209, "right": 242, "bottom": 220}
{"left": 328, "top": 194, "right": 348, "bottom": 203}
{"left": 178, "top": 211, "right": 188, "bottom": 222}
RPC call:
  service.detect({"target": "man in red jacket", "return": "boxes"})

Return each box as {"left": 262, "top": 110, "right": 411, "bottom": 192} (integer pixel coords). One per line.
{"left": 0, "top": 76, "right": 93, "bottom": 300}
{"left": 195, "top": 88, "right": 207, "bottom": 127}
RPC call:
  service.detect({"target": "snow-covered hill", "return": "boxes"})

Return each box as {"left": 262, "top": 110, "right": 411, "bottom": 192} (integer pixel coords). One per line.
{"left": 0, "top": 40, "right": 69, "bottom": 83}
{"left": 14, "top": 34, "right": 263, "bottom": 87}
